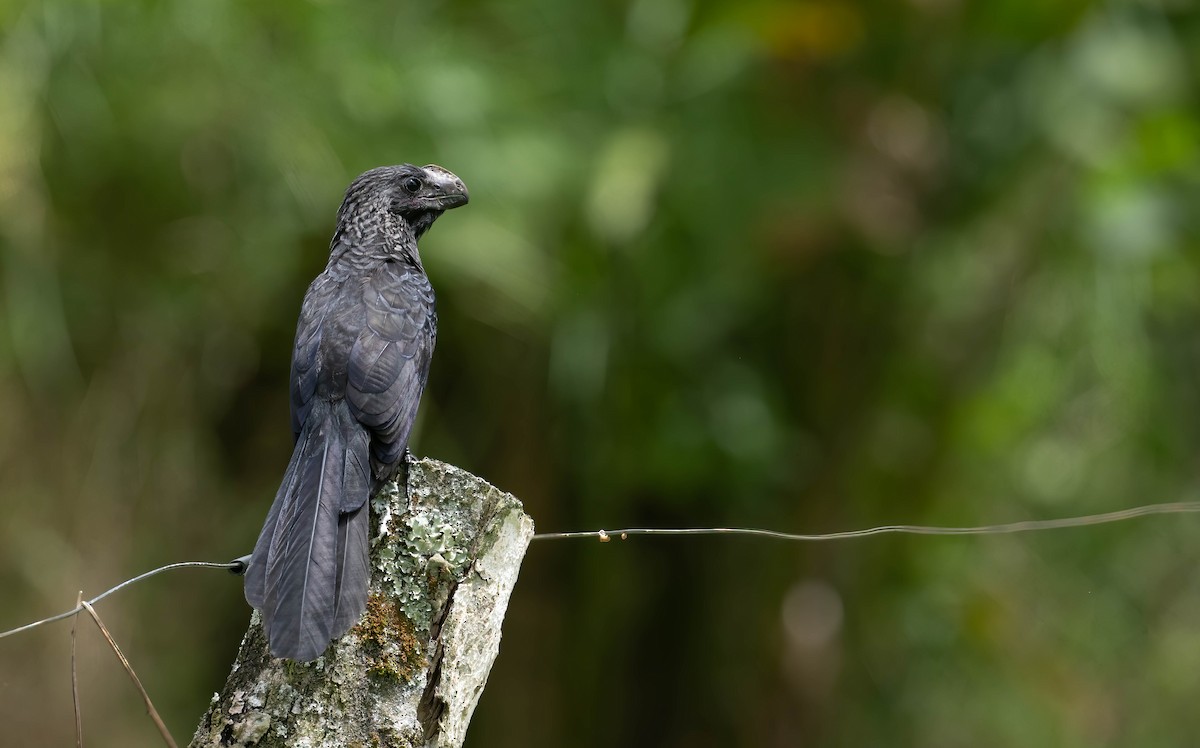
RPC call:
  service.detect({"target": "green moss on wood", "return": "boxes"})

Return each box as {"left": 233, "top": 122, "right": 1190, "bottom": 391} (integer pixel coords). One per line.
{"left": 354, "top": 594, "right": 426, "bottom": 684}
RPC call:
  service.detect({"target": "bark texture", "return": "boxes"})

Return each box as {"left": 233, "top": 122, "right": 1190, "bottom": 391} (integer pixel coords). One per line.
{"left": 191, "top": 457, "right": 533, "bottom": 748}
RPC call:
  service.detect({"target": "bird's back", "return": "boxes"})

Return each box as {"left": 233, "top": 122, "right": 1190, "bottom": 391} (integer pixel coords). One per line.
{"left": 292, "top": 251, "right": 437, "bottom": 487}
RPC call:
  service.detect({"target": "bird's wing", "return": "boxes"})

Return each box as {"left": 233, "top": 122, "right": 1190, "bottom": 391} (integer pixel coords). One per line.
{"left": 345, "top": 261, "right": 436, "bottom": 489}
{"left": 290, "top": 272, "right": 343, "bottom": 440}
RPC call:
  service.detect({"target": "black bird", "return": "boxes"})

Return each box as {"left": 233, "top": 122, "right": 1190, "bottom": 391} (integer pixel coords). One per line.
{"left": 245, "top": 164, "right": 468, "bottom": 661}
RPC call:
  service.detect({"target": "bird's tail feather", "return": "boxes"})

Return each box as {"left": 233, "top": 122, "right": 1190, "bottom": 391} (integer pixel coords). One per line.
{"left": 331, "top": 440, "right": 372, "bottom": 634}
{"left": 244, "top": 401, "right": 372, "bottom": 661}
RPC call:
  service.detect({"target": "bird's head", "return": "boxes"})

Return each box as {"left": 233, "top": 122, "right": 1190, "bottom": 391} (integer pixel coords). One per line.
{"left": 337, "top": 163, "right": 469, "bottom": 240}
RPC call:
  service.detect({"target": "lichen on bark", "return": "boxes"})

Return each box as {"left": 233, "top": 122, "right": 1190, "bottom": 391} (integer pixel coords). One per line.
{"left": 190, "top": 458, "right": 534, "bottom": 748}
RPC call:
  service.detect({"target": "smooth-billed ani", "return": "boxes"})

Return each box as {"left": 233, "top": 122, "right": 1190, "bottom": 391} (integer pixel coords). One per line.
{"left": 244, "top": 164, "right": 468, "bottom": 661}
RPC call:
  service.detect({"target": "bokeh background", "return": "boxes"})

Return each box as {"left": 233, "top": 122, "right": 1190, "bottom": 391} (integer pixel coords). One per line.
{"left": 1, "top": 0, "right": 1199, "bottom": 745}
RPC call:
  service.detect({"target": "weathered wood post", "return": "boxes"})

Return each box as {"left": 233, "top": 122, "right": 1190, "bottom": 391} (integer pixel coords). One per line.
{"left": 190, "top": 458, "right": 534, "bottom": 748}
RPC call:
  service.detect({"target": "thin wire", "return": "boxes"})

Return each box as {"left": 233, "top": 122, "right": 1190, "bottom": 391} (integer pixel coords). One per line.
{"left": 70, "top": 591, "right": 84, "bottom": 748}
{"left": 5, "top": 500, "right": 1200, "bottom": 640}
{"left": 0, "top": 561, "right": 240, "bottom": 641}
{"left": 532, "top": 500, "right": 1200, "bottom": 542}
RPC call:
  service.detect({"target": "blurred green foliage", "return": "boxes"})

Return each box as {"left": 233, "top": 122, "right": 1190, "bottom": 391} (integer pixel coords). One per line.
{"left": 1, "top": 0, "right": 1199, "bottom": 745}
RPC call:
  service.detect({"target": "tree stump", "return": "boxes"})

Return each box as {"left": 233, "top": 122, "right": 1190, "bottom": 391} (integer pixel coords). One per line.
{"left": 190, "top": 458, "right": 534, "bottom": 748}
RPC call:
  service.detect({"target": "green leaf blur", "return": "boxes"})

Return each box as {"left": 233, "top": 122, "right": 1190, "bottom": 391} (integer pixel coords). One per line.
{"left": 1, "top": 0, "right": 1198, "bottom": 745}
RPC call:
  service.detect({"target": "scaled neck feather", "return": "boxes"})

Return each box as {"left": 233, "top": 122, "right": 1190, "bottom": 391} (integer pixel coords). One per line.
{"left": 329, "top": 213, "right": 423, "bottom": 271}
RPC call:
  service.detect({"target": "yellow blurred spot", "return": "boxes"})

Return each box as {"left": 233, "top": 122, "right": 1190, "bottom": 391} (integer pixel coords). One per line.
{"left": 748, "top": 1, "right": 862, "bottom": 61}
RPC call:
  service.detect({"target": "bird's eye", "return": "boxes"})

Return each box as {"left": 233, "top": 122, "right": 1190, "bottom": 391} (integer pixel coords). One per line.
{"left": 403, "top": 177, "right": 422, "bottom": 194}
